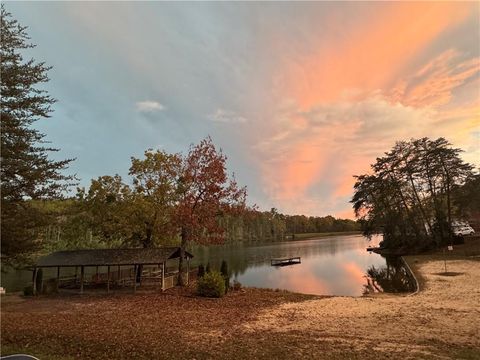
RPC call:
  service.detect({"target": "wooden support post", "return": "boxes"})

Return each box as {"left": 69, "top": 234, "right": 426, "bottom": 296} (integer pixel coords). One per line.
{"left": 74, "top": 266, "right": 78, "bottom": 285}
{"left": 186, "top": 258, "right": 190, "bottom": 285}
{"left": 161, "top": 262, "right": 165, "bottom": 291}
{"left": 157, "top": 264, "right": 161, "bottom": 290}
{"left": 32, "top": 267, "right": 38, "bottom": 296}
{"left": 133, "top": 265, "right": 137, "bottom": 294}
{"left": 56, "top": 266, "right": 60, "bottom": 292}
{"left": 80, "top": 266, "right": 85, "bottom": 294}
{"left": 107, "top": 266, "right": 110, "bottom": 293}
{"left": 117, "top": 265, "right": 121, "bottom": 283}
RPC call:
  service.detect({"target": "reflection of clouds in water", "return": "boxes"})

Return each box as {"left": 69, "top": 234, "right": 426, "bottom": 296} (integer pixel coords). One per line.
{"left": 192, "top": 234, "right": 391, "bottom": 296}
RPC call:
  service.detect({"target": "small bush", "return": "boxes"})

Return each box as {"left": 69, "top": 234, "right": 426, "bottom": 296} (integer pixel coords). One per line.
{"left": 23, "top": 285, "right": 34, "bottom": 296}
{"left": 197, "top": 271, "right": 225, "bottom": 298}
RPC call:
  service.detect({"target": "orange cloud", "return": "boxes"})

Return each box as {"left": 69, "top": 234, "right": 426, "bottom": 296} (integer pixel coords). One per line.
{"left": 281, "top": 2, "right": 473, "bottom": 109}
{"left": 256, "top": 2, "right": 477, "bottom": 216}
{"left": 390, "top": 49, "right": 480, "bottom": 107}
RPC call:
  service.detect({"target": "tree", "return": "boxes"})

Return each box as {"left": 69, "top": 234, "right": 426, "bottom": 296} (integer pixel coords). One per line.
{"left": 174, "top": 137, "right": 247, "bottom": 285}
{"left": 81, "top": 150, "right": 182, "bottom": 249}
{"left": 1, "top": 6, "right": 74, "bottom": 265}
{"left": 81, "top": 175, "right": 131, "bottom": 245}
{"left": 128, "top": 149, "right": 182, "bottom": 247}
{"left": 351, "top": 137, "right": 475, "bottom": 250}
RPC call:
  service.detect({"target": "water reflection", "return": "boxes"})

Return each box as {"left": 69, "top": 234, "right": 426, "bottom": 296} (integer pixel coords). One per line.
{"left": 363, "top": 256, "right": 415, "bottom": 294}
{"left": 192, "top": 235, "right": 412, "bottom": 296}
{"left": 1, "top": 235, "right": 413, "bottom": 296}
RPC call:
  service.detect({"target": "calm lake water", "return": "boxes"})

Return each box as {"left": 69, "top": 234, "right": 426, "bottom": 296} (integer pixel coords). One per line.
{"left": 192, "top": 234, "right": 413, "bottom": 296}
{"left": 1, "top": 234, "right": 413, "bottom": 296}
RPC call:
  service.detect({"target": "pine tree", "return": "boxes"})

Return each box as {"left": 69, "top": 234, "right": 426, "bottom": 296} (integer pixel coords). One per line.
{"left": 1, "top": 6, "right": 74, "bottom": 265}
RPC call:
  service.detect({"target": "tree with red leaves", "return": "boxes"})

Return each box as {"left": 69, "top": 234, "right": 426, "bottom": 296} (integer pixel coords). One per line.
{"left": 175, "top": 137, "right": 246, "bottom": 285}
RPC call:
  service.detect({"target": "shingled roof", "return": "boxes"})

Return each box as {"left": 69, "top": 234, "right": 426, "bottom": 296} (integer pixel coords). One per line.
{"left": 35, "top": 247, "right": 193, "bottom": 267}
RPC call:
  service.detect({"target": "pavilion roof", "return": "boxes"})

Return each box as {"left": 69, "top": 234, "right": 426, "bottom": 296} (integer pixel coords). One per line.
{"left": 34, "top": 247, "right": 193, "bottom": 267}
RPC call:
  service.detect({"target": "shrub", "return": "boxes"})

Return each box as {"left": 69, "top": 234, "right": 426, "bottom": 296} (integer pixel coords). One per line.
{"left": 205, "top": 262, "right": 211, "bottom": 274}
{"left": 198, "top": 264, "right": 205, "bottom": 278}
{"left": 197, "top": 271, "right": 225, "bottom": 298}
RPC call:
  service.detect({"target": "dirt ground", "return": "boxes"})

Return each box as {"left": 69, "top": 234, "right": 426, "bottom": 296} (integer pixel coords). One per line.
{"left": 1, "top": 257, "right": 479, "bottom": 360}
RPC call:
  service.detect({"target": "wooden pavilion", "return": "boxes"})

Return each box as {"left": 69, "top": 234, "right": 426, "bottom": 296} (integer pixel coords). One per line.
{"left": 31, "top": 247, "right": 193, "bottom": 295}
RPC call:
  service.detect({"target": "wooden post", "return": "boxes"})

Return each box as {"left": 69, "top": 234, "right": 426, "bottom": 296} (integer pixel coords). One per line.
{"left": 186, "top": 257, "right": 190, "bottom": 285}
{"left": 80, "top": 266, "right": 84, "bottom": 294}
{"left": 157, "top": 264, "right": 161, "bottom": 291}
{"left": 32, "top": 267, "right": 38, "bottom": 296}
{"left": 56, "top": 266, "right": 60, "bottom": 292}
{"left": 117, "top": 265, "right": 121, "bottom": 283}
{"left": 161, "top": 262, "right": 165, "bottom": 291}
{"left": 133, "top": 265, "right": 137, "bottom": 294}
{"left": 74, "top": 266, "right": 78, "bottom": 285}
{"left": 107, "top": 266, "right": 110, "bottom": 293}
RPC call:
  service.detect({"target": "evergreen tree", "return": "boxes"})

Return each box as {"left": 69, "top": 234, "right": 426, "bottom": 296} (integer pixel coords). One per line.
{"left": 220, "top": 260, "right": 229, "bottom": 293}
{"left": 1, "top": 6, "right": 74, "bottom": 265}
{"left": 197, "top": 264, "right": 205, "bottom": 278}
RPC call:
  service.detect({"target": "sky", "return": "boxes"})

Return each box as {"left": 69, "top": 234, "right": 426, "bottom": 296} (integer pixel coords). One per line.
{"left": 7, "top": 2, "right": 480, "bottom": 219}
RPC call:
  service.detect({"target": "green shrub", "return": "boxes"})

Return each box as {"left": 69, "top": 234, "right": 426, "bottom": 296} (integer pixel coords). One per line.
{"left": 197, "top": 271, "right": 225, "bottom": 298}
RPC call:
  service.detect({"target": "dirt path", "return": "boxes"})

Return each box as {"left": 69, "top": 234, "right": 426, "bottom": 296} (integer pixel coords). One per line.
{"left": 1, "top": 258, "right": 479, "bottom": 359}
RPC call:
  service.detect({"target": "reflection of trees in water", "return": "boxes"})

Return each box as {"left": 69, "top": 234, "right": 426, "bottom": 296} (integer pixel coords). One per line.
{"left": 363, "top": 256, "right": 414, "bottom": 294}
{"left": 190, "top": 236, "right": 363, "bottom": 277}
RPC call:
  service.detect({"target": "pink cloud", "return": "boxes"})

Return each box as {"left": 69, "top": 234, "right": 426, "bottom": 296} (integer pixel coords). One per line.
{"left": 253, "top": 2, "right": 478, "bottom": 216}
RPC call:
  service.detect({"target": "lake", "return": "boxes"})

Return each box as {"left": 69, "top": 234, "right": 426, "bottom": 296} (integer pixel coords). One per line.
{"left": 192, "top": 234, "right": 413, "bottom": 296}
{"left": 1, "top": 234, "right": 414, "bottom": 296}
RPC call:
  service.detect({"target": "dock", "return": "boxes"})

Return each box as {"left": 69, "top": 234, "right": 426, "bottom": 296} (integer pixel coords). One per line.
{"left": 271, "top": 257, "right": 301, "bottom": 266}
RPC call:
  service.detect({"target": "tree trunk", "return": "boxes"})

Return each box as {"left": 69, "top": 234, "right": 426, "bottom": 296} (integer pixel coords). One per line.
{"left": 407, "top": 172, "right": 433, "bottom": 237}
{"left": 177, "top": 227, "right": 187, "bottom": 286}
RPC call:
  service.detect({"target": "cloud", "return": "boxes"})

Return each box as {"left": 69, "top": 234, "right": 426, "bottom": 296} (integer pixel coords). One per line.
{"left": 389, "top": 49, "right": 480, "bottom": 107}
{"left": 208, "top": 108, "right": 247, "bottom": 123}
{"left": 254, "top": 90, "right": 477, "bottom": 217}
{"left": 136, "top": 100, "right": 165, "bottom": 113}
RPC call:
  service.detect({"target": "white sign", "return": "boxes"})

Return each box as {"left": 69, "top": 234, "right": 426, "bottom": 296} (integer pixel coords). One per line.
{"left": 447, "top": 245, "right": 453, "bottom": 251}
{"left": 0, "top": 287, "right": 5, "bottom": 295}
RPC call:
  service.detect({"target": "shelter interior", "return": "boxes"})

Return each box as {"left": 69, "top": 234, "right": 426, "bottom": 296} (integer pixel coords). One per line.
{"left": 30, "top": 247, "right": 194, "bottom": 295}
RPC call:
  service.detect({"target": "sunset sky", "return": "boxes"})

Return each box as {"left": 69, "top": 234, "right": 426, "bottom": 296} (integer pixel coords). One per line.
{"left": 8, "top": 2, "right": 480, "bottom": 218}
